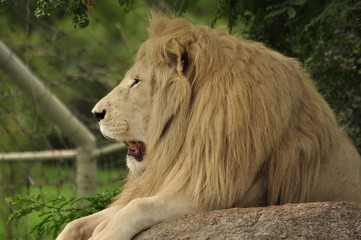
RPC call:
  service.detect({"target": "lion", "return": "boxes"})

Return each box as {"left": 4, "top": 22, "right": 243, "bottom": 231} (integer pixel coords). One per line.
{"left": 57, "top": 14, "right": 361, "bottom": 240}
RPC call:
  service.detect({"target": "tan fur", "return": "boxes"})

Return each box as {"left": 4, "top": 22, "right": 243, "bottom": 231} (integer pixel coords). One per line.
{"left": 57, "top": 14, "right": 361, "bottom": 240}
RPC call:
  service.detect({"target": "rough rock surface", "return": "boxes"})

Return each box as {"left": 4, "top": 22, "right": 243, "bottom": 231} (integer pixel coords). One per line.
{"left": 135, "top": 202, "right": 361, "bottom": 240}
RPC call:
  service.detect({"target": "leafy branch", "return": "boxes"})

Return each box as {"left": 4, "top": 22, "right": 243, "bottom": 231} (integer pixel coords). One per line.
{"left": 6, "top": 191, "right": 119, "bottom": 239}
{"left": 33, "top": 0, "right": 136, "bottom": 28}
{"left": 35, "top": 0, "right": 92, "bottom": 28}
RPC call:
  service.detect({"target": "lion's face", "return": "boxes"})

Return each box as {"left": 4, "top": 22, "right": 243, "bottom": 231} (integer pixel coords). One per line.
{"left": 92, "top": 60, "right": 152, "bottom": 174}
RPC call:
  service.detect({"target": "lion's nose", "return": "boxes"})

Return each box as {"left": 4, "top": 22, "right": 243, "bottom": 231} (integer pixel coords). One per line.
{"left": 92, "top": 109, "right": 106, "bottom": 121}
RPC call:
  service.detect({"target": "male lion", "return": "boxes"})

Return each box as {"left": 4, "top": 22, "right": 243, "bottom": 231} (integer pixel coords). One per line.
{"left": 57, "top": 14, "right": 361, "bottom": 240}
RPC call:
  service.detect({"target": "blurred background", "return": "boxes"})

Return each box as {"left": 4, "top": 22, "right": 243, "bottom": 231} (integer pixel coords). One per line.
{"left": 0, "top": 0, "right": 360, "bottom": 239}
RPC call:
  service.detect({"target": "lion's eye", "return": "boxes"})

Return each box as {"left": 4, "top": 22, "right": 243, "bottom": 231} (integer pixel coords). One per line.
{"left": 130, "top": 78, "right": 141, "bottom": 88}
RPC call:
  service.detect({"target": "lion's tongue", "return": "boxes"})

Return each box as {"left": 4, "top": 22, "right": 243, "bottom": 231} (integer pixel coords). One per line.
{"left": 128, "top": 142, "right": 140, "bottom": 154}
{"left": 125, "top": 141, "right": 143, "bottom": 161}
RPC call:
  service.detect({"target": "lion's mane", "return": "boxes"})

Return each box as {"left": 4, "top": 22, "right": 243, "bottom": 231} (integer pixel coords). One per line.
{"left": 114, "top": 14, "right": 353, "bottom": 210}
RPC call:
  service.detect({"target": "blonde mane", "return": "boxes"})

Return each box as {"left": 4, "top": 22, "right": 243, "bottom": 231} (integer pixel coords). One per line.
{"left": 115, "top": 14, "right": 339, "bottom": 210}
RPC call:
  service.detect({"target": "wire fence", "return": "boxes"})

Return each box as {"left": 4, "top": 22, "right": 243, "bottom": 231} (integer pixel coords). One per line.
{"left": 0, "top": 43, "right": 128, "bottom": 239}
{"left": 0, "top": 2, "right": 150, "bottom": 239}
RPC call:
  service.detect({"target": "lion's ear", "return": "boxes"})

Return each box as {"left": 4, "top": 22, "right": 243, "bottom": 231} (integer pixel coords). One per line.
{"left": 166, "top": 39, "right": 189, "bottom": 76}
{"left": 147, "top": 14, "right": 192, "bottom": 75}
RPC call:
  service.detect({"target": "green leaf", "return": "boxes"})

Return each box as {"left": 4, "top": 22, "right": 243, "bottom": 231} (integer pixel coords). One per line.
{"left": 287, "top": 7, "right": 297, "bottom": 19}
{"left": 266, "top": 7, "right": 288, "bottom": 19}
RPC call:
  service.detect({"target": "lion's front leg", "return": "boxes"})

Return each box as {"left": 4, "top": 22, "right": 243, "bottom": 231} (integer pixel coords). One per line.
{"left": 56, "top": 206, "right": 120, "bottom": 240}
{"left": 89, "top": 194, "right": 197, "bottom": 240}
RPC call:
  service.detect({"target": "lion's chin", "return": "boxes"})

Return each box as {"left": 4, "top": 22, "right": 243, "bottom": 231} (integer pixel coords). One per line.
{"left": 102, "top": 134, "right": 117, "bottom": 142}
{"left": 123, "top": 141, "right": 145, "bottom": 162}
{"left": 99, "top": 128, "right": 117, "bottom": 142}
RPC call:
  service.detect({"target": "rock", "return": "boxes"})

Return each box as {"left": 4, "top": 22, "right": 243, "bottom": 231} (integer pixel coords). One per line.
{"left": 134, "top": 202, "right": 361, "bottom": 240}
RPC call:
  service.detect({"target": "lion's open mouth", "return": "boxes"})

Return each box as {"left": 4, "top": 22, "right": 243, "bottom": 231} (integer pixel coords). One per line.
{"left": 123, "top": 141, "right": 145, "bottom": 162}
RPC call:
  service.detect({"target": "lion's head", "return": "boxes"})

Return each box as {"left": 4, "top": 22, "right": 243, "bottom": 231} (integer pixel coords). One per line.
{"left": 92, "top": 15, "right": 194, "bottom": 177}
{"left": 92, "top": 14, "right": 361, "bottom": 210}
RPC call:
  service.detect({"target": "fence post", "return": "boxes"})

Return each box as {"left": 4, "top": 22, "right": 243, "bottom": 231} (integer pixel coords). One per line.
{"left": 0, "top": 40, "right": 97, "bottom": 197}
{"left": 76, "top": 142, "right": 97, "bottom": 197}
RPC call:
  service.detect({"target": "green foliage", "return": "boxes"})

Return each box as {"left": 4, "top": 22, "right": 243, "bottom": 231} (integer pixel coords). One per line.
{"left": 34, "top": 0, "right": 61, "bottom": 17}
{"left": 33, "top": 0, "right": 141, "bottom": 28}
{"left": 33, "top": 0, "right": 200, "bottom": 26}
{"left": 35, "top": 0, "right": 91, "bottom": 28}
{"left": 6, "top": 191, "right": 119, "bottom": 239}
